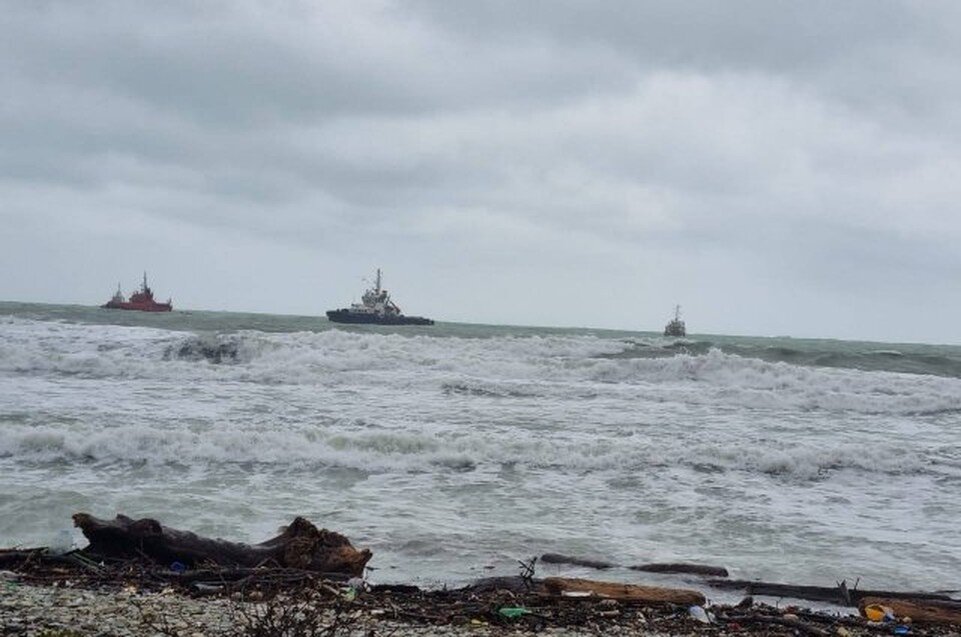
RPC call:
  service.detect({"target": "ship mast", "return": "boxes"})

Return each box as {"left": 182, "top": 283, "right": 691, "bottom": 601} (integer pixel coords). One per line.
{"left": 375, "top": 268, "right": 382, "bottom": 294}
{"left": 674, "top": 305, "right": 681, "bottom": 322}
{"left": 143, "top": 271, "right": 148, "bottom": 292}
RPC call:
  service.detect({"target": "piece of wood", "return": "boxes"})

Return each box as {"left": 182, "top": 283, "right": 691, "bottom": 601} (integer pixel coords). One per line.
{"left": 630, "top": 563, "right": 728, "bottom": 577}
{"left": 540, "top": 553, "right": 728, "bottom": 577}
{"left": 726, "top": 613, "right": 829, "bottom": 637}
{"left": 859, "top": 597, "right": 961, "bottom": 626}
{"left": 540, "top": 553, "right": 615, "bottom": 569}
{"left": 72, "top": 513, "right": 371, "bottom": 576}
{"left": 0, "top": 548, "right": 44, "bottom": 568}
{"left": 543, "top": 576, "right": 705, "bottom": 606}
{"left": 707, "top": 579, "right": 954, "bottom": 607}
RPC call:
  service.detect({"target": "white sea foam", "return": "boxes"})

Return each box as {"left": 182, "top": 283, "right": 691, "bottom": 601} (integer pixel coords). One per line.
{"left": 2, "top": 313, "right": 961, "bottom": 590}
{"left": 1, "top": 415, "right": 952, "bottom": 483}
{"left": 3, "top": 318, "right": 960, "bottom": 416}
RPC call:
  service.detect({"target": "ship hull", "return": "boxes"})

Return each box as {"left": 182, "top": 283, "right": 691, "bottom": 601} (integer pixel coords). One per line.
{"left": 326, "top": 310, "right": 433, "bottom": 325}
{"left": 102, "top": 301, "right": 172, "bottom": 312}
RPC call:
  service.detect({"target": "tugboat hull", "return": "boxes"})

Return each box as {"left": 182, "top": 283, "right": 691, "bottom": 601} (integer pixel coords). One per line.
{"left": 102, "top": 301, "right": 172, "bottom": 312}
{"left": 326, "top": 310, "right": 433, "bottom": 325}
{"left": 101, "top": 273, "right": 172, "bottom": 312}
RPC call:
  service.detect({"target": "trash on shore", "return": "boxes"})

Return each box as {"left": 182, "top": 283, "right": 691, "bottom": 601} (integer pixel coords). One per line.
{"left": 72, "top": 511, "right": 372, "bottom": 575}
{"left": 2, "top": 513, "right": 961, "bottom": 635}
{"left": 543, "top": 575, "right": 706, "bottom": 606}
{"left": 688, "top": 604, "right": 713, "bottom": 623}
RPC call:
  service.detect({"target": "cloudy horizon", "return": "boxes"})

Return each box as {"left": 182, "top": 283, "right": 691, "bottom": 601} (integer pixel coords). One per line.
{"left": 3, "top": 1, "right": 961, "bottom": 343}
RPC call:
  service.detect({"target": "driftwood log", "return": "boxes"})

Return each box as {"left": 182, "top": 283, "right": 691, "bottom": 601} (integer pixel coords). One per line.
{"left": 706, "top": 578, "right": 954, "bottom": 607}
{"left": 543, "top": 576, "right": 705, "bottom": 606}
{"left": 540, "top": 553, "right": 728, "bottom": 577}
{"left": 630, "top": 562, "right": 729, "bottom": 577}
{"left": 540, "top": 553, "right": 615, "bottom": 569}
{"left": 73, "top": 513, "right": 371, "bottom": 576}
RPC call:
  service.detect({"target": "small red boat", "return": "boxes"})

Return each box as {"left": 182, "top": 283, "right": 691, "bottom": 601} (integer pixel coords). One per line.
{"left": 102, "top": 272, "right": 173, "bottom": 312}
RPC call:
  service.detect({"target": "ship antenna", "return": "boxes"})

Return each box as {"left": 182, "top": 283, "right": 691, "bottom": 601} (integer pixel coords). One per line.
{"left": 675, "top": 304, "right": 681, "bottom": 321}
{"left": 143, "top": 271, "right": 148, "bottom": 291}
{"left": 376, "top": 268, "right": 382, "bottom": 293}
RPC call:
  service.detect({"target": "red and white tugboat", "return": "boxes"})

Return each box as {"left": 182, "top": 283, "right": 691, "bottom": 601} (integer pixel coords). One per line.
{"left": 102, "top": 272, "right": 173, "bottom": 312}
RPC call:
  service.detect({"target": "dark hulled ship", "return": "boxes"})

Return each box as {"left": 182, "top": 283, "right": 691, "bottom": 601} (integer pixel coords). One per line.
{"left": 663, "top": 304, "right": 686, "bottom": 337}
{"left": 102, "top": 273, "right": 172, "bottom": 312}
{"left": 326, "top": 269, "right": 433, "bottom": 326}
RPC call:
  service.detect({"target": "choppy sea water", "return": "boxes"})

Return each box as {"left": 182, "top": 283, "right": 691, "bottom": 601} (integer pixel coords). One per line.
{"left": 1, "top": 302, "right": 959, "bottom": 594}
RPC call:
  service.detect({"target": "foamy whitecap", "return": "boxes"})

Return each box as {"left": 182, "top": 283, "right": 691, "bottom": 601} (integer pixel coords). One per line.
{"left": 2, "top": 310, "right": 960, "bottom": 591}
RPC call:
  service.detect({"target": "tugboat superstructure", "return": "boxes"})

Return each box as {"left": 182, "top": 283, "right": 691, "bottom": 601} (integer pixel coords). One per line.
{"left": 663, "top": 304, "right": 686, "bottom": 337}
{"left": 326, "top": 269, "right": 433, "bottom": 325}
{"left": 102, "top": 272, "right": 172, "bottom": 312}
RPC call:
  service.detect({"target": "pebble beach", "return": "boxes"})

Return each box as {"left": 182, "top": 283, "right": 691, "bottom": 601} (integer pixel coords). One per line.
{"left": 0, "top": 581, "right": 698, "bottom": 637}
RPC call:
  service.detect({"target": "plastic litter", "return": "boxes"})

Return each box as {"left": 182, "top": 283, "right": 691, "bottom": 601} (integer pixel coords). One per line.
{"left": 893, "top": 626, "right": 911, "bottom": 635}
{"left": 48, "top": 529, "right": 74, "bottom": 556}
{"left": 169, "top": 561, "right": 187, "bottom": 574}
{"left": 688, "top": 605, "right": 712, "bottom": 624}
{"left": 863, "top": 603, "right": 895, "bottom": 622}
{"left": 498, "top": 607, "right": 531, "bottom": 618}
{"left": 347, "top": 576, "right": 367, "bottom": 591}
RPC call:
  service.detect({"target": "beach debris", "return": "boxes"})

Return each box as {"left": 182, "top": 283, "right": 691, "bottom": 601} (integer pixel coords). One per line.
{"left": 540, "top": 552, "right": 729, "bottom": 577}
{"left": 73, "top": 512, "right": 372, "bottom": 576}
{"left": 543, "top": 576, "right": 706, "bottom": 605}
{"left": 48, "top": 528, "right": 75, "bottom": 555}
{"left": 688, "top": 604, "right": 713, "bottom": 623}
{"left": 708, "top": 578, "right": 955, "bottom": 607}
{"left": 630, "top": 562, "right": 729, "bottom": 577}
{"left": 863, "top": 602, "right": 895, "bottom": 622}
{"left": 2, "top": 548, "right": 961, "bottom": 636}
{"left": 859, "top": 596, "right": 961, "bottom": 626}
{"left": 3, "top": 525, "right": 961, "bottom": 635}
{"left": 735, "top": 595, "right": 754, "bottom": 608}
{"left": 719, "top": 611, "right": 831, "bottom": 637}
{"left": 541, "top": 552, "right": 615, "bottom": 569}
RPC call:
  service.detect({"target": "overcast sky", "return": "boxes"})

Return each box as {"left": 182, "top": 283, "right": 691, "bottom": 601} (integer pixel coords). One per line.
{"left": 2, "top": 1, "right": 960, "bottom": 342}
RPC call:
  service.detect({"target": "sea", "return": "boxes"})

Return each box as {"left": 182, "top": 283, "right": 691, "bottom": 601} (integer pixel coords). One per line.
{"left": 1, "top": 301, "right": 959, "bottom": 597}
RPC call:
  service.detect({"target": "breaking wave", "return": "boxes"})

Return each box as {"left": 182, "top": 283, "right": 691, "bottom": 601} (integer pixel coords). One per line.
{"left": 2, "top": 422, "right": 956, "bottom": 482}
{"left": 2, "top": 317, "right": 961, "bottom": 416}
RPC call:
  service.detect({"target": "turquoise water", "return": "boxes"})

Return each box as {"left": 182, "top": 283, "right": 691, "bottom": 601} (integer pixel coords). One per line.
{"left": 1, "top": 301, "right": 959, "bottom": 593}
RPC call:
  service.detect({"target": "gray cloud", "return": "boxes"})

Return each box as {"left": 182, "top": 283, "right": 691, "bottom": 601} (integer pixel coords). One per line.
{"left": 2, "top": 0, "right": 960, "bottom": 341}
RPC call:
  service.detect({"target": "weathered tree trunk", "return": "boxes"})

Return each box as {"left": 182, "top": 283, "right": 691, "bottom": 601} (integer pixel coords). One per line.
{"left": 540, "top": 553, "right": 728, "bottom": 577}
{"left": 630, "top": 562, "right": 729, "bottom": 577}
{"left": 543, "top": 576, "right": 705, "bottom": 606}
{"left": 707, "top": 578, "right": 954, "bottom": 607}
{"left": 72, "top": 513, "right": 371, "bottom": 576}
{"left": 540, "top": 553, "right": 615, "bottom": 569}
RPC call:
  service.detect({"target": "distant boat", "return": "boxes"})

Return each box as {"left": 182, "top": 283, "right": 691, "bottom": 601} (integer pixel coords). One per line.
{"left": 664, "top": 304, "right": 686, "bottom": 337}
{"left": 326, "top": 269, "right": 433, "bottom": 326}
{"left": 102, "top": 272, "right": 172, "bottom": 312}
